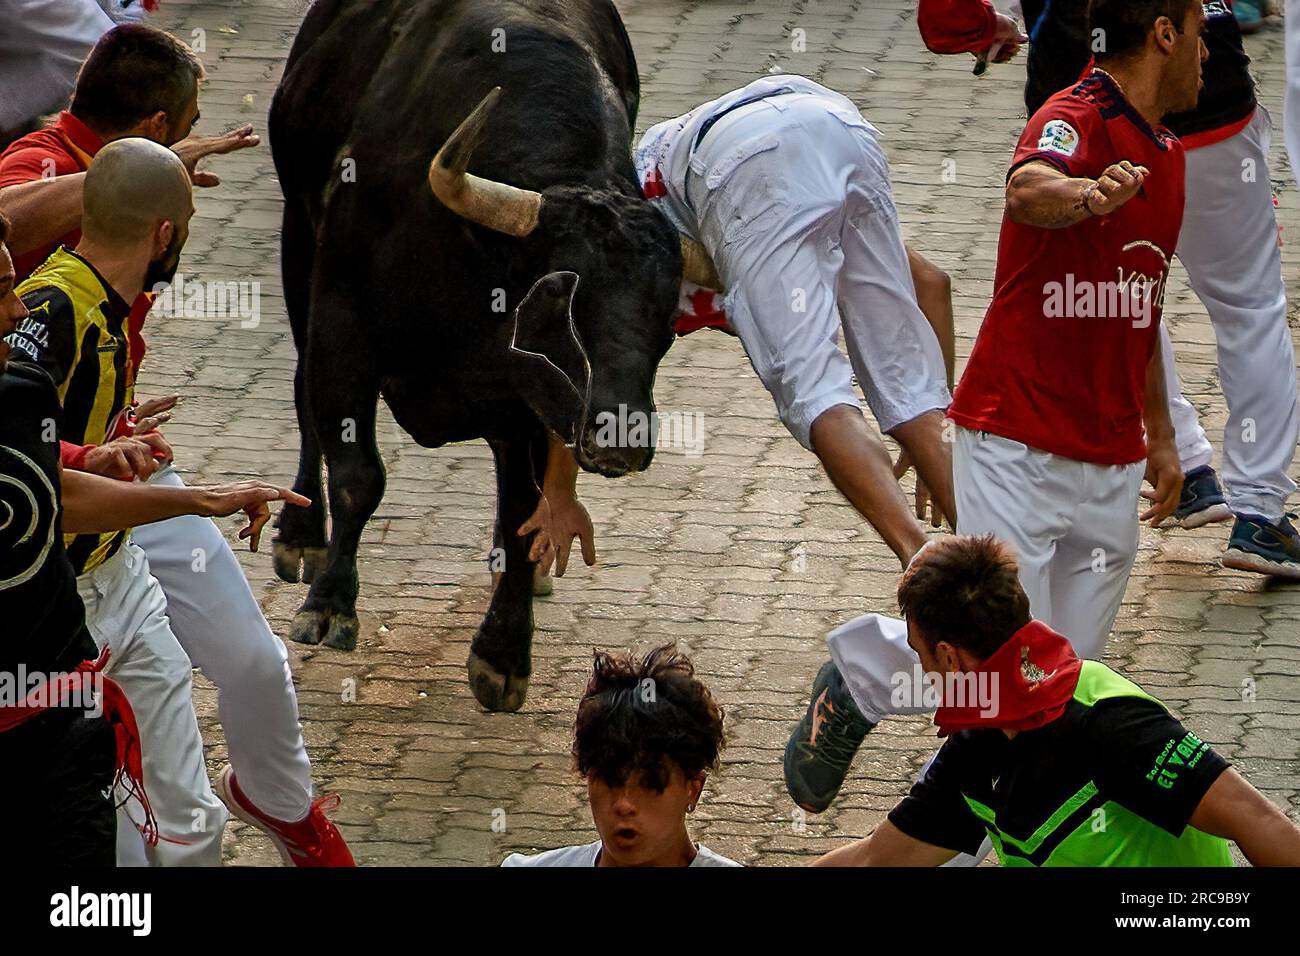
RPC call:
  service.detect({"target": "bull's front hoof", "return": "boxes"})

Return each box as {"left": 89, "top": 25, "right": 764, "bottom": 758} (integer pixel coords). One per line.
{"left": 288, "top": 609, "right": 327, "bottom": 646}
{"left": 322, "top": 613, "right": 360, "bottom": 651}
{"left": 273, "top": 543, "right": 328, "bottom": 585}
{"left": 467, "top": 652, "right": 529, "bottom": 712}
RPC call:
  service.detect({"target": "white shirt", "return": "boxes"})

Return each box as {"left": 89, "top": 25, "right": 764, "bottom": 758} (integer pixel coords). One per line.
{"left": 500, "top": 840, "right": 741, "bottom": 867}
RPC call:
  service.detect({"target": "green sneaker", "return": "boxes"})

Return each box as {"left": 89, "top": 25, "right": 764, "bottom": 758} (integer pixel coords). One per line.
{"left": 784, "top": 660, "right": 875, "bottom": 813}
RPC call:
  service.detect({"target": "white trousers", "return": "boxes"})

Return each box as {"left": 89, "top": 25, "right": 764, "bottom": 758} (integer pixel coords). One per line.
{"left": 832, "top": 427, "right": 1143, "bottom": 725}
{"left": 0, "top": 0, "right": 111, "bottom": 130}
{"left": 954, "top": 427, "right": 1145, "bottom": 660}
{"left": 78, "top": 542, "right": 228, "bottom": 867}
{"left": 1287, "top": 0, "right": 1300, "bottom": 193}
{"left": 687, "top": 94, "right": 951, "bottom": 450}
{"left": 130, "top": 466, "right": 313, "bottom": 823}
{"left": 1165, "top": 108, "right": 1299, "bottom": 522}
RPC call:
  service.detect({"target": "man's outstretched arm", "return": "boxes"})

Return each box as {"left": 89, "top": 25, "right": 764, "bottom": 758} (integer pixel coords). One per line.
{"left": 1189, "top": 768, "right": 1300, "bottom": 867}
{"left": 0, "top": 124, "right": 259, "bottom": 257}
{"left": 813, "top": 820, "right": 959, "bottom": 867}
{"left": 517, "top": 431, "right": 596, "bottom": 576}
{"left": 60, "top": 465, "right": 309, "bottom": 551}
{"left": 0, "top": 174, "right": 86, "bottom": 256}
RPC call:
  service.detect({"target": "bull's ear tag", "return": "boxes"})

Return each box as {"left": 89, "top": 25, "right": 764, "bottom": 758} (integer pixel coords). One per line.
{"left": 506, "top": 271, "right": 592, "bottom": 443}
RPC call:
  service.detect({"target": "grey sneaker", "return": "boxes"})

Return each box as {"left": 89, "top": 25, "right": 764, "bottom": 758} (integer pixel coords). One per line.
{"left": 784, "top": 660, "right": 875, "bottom": 813}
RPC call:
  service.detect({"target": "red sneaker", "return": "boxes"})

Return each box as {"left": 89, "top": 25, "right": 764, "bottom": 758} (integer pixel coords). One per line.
{"left": 216, "top": 765, "right": 356, "bottom": 867}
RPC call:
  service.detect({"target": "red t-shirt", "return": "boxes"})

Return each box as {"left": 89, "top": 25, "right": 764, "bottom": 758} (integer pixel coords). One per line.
{"left": 0, "top": 112, "right": 152, "bottom": 384}
{"left": 948, "top": 72, "right": 1185, "bottom": 465}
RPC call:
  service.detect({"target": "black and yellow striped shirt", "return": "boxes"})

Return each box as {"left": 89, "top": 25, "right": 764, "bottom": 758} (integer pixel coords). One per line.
{"left": 9, "top": 247, "right": 134, "bottom": 574}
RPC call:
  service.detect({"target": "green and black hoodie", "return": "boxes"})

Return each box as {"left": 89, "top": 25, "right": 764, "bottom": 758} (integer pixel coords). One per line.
{"left": 890, "top": 662, "right": 1233, "bottom": 867}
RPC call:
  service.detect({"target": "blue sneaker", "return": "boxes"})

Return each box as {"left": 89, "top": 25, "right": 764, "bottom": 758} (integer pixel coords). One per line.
{"left": 1171, "top": 466, "right": 1232, "bottom": 529}
{"left": 1223, "top": 514, "right": 1300, "bottom": 580}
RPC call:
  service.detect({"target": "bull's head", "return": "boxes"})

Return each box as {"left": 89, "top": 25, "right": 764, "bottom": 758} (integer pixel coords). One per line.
{"left": 429, "top": 87, "right": 720, "bottom": 478}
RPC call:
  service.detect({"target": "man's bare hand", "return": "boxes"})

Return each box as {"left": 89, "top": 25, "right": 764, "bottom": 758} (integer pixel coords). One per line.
{"left": 1086, "top": 161, "right": 1149, "bottom": 217}
{"left": 518, "top": 493, "right": 596, "bottom": 577}
{"left": 81, "top": 435, "right": 171, "bottom": 480}
{"left": 172, "top": 124, "right": 260, "bottom": 187}
{"left": 197, "top": 481, "right": 311, "bottom": 551}
{"left": 982, "top": 14, "right": 1029, "bottom": 63}
{"left": 1140, "top": 437, "right": 1183, "bottom": 527}
{"left": 892, "top": 448, "right": 942, "bottom": 528}
{"left": 132, "top": 395, "right": 179, "bottom": 434}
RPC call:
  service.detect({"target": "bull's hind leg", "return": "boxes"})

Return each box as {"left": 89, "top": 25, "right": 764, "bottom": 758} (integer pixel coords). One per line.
{"left": 287, "top": 304, "right": 386, "bottom": 652}
{"left": 469, "top": 429, "right": 547, "bottom": 711}
{"left": 273, "top": 202, "right": 328, "bottom": 585}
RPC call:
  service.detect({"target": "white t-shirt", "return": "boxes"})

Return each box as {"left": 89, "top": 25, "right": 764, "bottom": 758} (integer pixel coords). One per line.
{"left": 501, "top": 841, "right": 741, "bottom": 867}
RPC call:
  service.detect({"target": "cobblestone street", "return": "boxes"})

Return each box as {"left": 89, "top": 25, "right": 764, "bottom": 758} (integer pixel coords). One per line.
{"left": 137, "top": 0, "right": 1300, "bottom": 866}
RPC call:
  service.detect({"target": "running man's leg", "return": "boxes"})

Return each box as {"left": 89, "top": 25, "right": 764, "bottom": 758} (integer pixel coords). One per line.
{"left": 1159, "top": 323, "right": 1215, "bottom": 477}
{"left": 79, "top": 544, "right": 228, "bottom": 866}
{"left": 713, "top": 209, "right": 928, "bottom": 566}
{"left": 690, "top": 103, "right": 934, "bottom": 567}
{"left": 835, "top": 180, "right": 954, "bottom": 526}
{"left": 953, "top": 427, "right": 1065, "bottom": 626}
{"left": 1044, "top": 461, "right": 1145, "bottom": 661}
{"left": 131, "top": 465, "right": 314, "bottom": 823}
{"left": 1177, "top": 113, "right": 1299, "bottom": 523}
{"left": 1288, "top": 0, "right": 1300, "bottom": 192}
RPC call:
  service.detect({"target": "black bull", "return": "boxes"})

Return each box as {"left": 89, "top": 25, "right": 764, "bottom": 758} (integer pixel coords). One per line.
{"left": 268, "top": 0, "right": 703, "bottom": 710}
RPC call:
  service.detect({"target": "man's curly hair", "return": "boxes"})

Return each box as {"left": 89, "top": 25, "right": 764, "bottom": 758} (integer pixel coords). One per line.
{"left": 573, "top": 644, "right": 725, "bottom": 791}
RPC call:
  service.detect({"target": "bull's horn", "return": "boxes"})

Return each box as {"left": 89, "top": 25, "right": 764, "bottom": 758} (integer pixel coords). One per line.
{"left": 681, "top": 237, "right": 722, "bottom": 291}
{"left": 428, "top": 86, "right": 543, "bottom": 238}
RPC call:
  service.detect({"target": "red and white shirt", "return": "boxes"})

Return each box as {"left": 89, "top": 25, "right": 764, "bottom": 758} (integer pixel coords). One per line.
{"left": 948, "top": 72, "right": 1186, "bottom": 465}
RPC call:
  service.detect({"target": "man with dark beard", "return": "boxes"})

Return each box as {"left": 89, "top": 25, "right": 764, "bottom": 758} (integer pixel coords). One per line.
{"left": 6, "top": 138, "right": 352, "bottom": 866}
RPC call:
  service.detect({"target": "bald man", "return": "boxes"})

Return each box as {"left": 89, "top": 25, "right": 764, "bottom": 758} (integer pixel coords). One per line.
{"left": 6, "top": 138, "right": 354, "bottom": 866}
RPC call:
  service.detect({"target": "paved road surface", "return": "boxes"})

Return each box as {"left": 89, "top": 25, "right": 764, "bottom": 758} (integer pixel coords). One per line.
{"left": 137, "top": 0, "right": 1300, "bottom": 865}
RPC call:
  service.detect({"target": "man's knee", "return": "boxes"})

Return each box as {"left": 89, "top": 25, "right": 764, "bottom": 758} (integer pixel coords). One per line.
{"left": 230, "top": 635, "right": 292, "bottom": 694}
{"left": 807, "top": 402, "right": 866, "bottom": 457}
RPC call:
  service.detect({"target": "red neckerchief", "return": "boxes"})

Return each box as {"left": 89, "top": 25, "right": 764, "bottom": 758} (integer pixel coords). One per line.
{"left": 640, "top": 167, "right": 734, "bottom": 337}
{"left": 642, "top": 166, "right": 668, "bottom": 199}
{"left": 0, "top": 648, "right": 164, "bottom": 846}
{"left": 674, "top": 287, "right": 734, "bottom": 336}
{"left": 933, "top": 620, "right": 1082, "bottom": 737}
{"left": 51, "top": 111, "right": 104, "bottom": 170}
